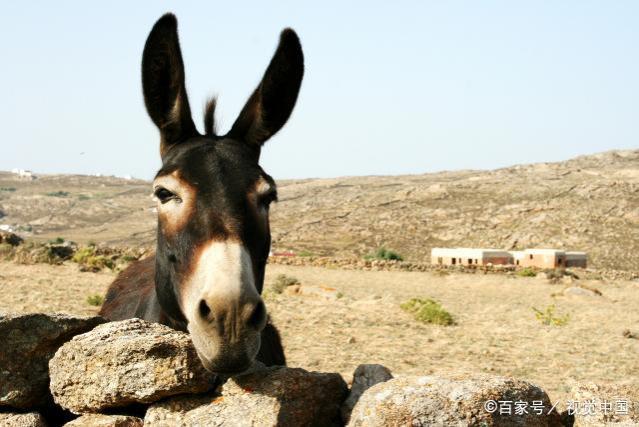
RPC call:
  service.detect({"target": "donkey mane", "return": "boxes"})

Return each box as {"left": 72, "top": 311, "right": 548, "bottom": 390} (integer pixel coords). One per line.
{"left": 203, "top": 97, "right": 218, "bottom": 137}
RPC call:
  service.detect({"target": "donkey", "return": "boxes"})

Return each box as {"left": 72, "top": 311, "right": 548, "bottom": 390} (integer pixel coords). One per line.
{"left": 99, "top": 13, "right": 303, "bottom": 375}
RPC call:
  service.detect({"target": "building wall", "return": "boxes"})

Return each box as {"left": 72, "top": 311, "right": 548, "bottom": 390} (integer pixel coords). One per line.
{"left": 432, "top": 248, "right": 585, "bottom": 268}
{"left": 565, "top": 253, "right": 587, "bottom": 268}
{"left": 484, "top": 256, "right": 512, "bottom": 265}
{"left": 520, "top": 252, "right": 566, "bottom": 269}
{"left": 565, "top": 258, "right": 587, "bottom": 268}
{"left": 431, "top": 252, "right": 511, "bottom": 266}
{"left": 432, "top": 255, "right": 482, "bottom": 266}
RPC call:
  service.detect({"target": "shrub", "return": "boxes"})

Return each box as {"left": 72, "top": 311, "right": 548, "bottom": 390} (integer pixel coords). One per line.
{"left": 46, "top": 191, "right": 70, "bottom": 197}
{"left": 532, "top": 305, "right": 569, "bottom": 326}
{"left": 6, "top": 241, "right": 73, "bottom": 265}
{"left": 78, "top": 194, "right": 91, "bottom": 201}
{"left": 366, "top": 247, "right": 403, "bottom": 261}
{"left": 122, "top": 254, "right": 138, "bottom": 262}
{"left": 72, "top": 247, "right": 115, "bottom": 271}
{"left": 547, "top": 268, "right": 579, "bottom": 282}
{"left": 86, "top": 294, "right": 105, "bottom": 306}
{"left": 0, "top": 187, "right": 16, "bottom": 192}
{"left": 401, "top": 298, "right": 455, "bottom": 326}
{"left": 271, "top": 274, "right": 300, "bottom": 294}
{"left": 517, "top": 267, "right": 537, "bottom": 277}
{"left": 297, "top": 250, "right": 315, "bottom": 257}
{"left": 0, "top": 243, "right": 14, "bottom": 258}
{"left": 49, "top": 237, "right": 65, "bottom": 244}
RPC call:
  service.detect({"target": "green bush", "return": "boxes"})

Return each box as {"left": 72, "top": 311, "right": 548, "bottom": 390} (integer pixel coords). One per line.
{"left": 297, "top": 250, "right": 315, "bottom": 257}
{"left": 46, "top": 191, "right": 70, "bottom": 197}
{"left": 86, "top": 294, "right": 105, "bottom": 306}
{"left": 0, "top": 187, "right": 16, "bottom": 192}
{"left": 532, "top": 305, "right": 569, "bottom": 326}
{"left": 72, "top": 247, "right": 115, "bottom": 271}
{"left": 49, "top": 237, "right": 65, "bottom": 244}
{"left": 517, "top": 267, "right": 537, "bottom": 277}
{"left": 366, "top": 247, "right": 403, "bottom": 261}
{"left": 271, "top": 274, "right": 300, "bottom": 294}
{"left": 401, "top": 298, "right": 455, "bottom": 326}
{"left": 77, "top": 194, "right": 91, "bottom": 201}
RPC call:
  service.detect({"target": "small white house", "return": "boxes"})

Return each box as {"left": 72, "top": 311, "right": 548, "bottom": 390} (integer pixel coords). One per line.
{"left": 11, "top": 168, "right": 35, "bottom": 180}
{"left": 433, "top": 247, "right": 588, "bottom": 268}
{"left": 431, "top": 248, "right": 512, "bottom": 266}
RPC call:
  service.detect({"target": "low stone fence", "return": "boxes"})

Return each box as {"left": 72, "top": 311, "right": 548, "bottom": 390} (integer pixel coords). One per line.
{"left": 1, "top": 313, "right": 637, "bottom": 426}
{"left": 267, "top": 255, "right": 639, "bottom": 281}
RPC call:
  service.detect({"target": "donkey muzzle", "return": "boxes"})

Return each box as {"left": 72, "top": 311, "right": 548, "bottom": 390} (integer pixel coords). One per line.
{"left": 185, "top": 241, "right": 267, "bottom": 373}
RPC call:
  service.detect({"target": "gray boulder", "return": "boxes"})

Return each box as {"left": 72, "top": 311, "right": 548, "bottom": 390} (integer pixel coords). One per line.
{"left": 63, "top": 414, "right": 143, "bottom": 427}
{"left": 0, "top": 312, "right": 106, "bottom": 409}
{"left": 145, "top": 365, "right": 348, "bottom": 426}
{"left": 49, "top": 318, "right": 216, "bottom": 414}
{"left": 563, "top": 286, "right": 599, "bottom": 297}
{"left": 0, "top": 412, "right": 47, "bottom": 427}
{"left": 341, "top": 364, "right": 393, "bottom": 423}
{"left": 348, "top": 373, "right": 562, "bottom": 426}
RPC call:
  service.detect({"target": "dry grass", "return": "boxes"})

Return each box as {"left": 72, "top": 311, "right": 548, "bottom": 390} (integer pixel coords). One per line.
{"left": 0, "top": 260, "right": 637, "bottom": 406}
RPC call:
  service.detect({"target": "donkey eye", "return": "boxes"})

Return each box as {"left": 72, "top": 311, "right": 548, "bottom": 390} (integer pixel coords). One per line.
{"left": 154, "top": 187, "right": 180, "bottom": 204}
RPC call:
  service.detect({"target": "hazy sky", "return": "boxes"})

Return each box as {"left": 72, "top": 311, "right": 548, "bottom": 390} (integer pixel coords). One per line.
{"left": 1, "top": 1, "right": 637, "bottom": 180}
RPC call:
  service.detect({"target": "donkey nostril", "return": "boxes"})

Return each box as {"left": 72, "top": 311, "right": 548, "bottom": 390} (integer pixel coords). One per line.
{"left": 247, "top": 301, "right": 266, "bottom": 330}
{"left": 198, "top": 300, "right": 211, "bottom": 319}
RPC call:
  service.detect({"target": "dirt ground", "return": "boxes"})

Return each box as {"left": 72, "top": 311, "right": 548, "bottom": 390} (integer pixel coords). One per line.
{"left": 1, "top": 260, "right": 637, "bottom": 405}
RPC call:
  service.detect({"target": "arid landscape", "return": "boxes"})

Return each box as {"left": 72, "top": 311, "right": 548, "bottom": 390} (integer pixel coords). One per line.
{"left": 1, "top": 150, "right": 638, "bottom": 409}
{"left": 2, "top": 150, "right": 639, "bottom": 270}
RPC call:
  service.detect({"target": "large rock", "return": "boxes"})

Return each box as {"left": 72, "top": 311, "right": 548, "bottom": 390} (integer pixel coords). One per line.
{"left": 63, "top": 414, "right": 143, "bottom": 427}
{"left": 0, "top": 312, "right": 106, "bottom": 409}
{"left": 145, "top": 365, "right": 348, "bottom": 426}
{"left": 49, "top": 318, "right": 216, "bottom": 414}
{"left": 563, "top": 286, "right": 600, "bottom": 297}
{"left": 341, "top": 364, "right": 393, "bottom": 423}
{"left": 569, "top": 382, "right": 639, "bottom": 426}
{"left": 348, "top": 373, "right": 562, "bottom": 426}
{"left": 0, "top": 412, "right": 47, "bottom": 427}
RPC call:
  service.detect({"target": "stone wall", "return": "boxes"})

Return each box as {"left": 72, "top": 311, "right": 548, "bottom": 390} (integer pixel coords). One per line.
{"left": 1, "top": 313, "right": 636, "bottom": 426}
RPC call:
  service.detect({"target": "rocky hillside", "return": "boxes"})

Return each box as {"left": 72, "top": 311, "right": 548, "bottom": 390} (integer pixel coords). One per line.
{"left": 1, "top": 150, "right": 638, "bottom": 270}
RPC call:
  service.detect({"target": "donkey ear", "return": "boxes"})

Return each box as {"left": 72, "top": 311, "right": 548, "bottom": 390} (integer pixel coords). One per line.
{"left": 228, "top": 29, "right": 304, "bottom": 149}
{"left": 142, "top": 14, "right": 198, "bottom": 157}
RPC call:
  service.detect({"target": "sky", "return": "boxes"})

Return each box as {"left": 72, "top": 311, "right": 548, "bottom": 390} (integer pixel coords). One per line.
{"left": 1, "top": 1, "right": 637, "bottom": 180}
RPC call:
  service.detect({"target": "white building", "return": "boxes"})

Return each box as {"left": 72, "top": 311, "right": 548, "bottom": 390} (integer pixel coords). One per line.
{"left": 431, "top": 248, "right": 513, "bottom": 266}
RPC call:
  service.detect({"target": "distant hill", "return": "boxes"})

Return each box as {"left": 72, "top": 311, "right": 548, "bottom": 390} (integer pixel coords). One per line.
{"left": 1, "top": 149, "right": 638, "bottom": 270}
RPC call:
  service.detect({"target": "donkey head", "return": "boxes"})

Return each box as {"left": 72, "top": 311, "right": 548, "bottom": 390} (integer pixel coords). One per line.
{"left": 142, "top": 14, "right": 303, "bottom": 373}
